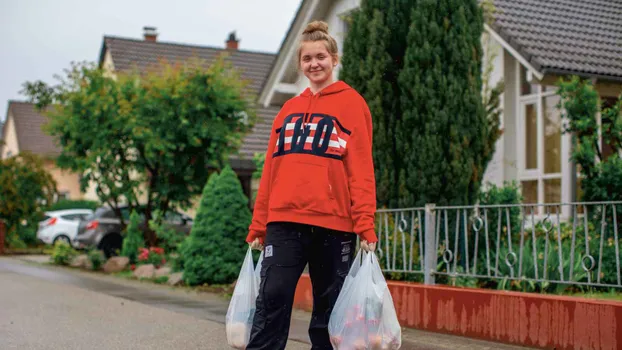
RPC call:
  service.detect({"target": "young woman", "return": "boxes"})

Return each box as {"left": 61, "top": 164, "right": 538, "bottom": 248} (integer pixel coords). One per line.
{"left": 245, "top": 20, "right": 377, "bottom": 350}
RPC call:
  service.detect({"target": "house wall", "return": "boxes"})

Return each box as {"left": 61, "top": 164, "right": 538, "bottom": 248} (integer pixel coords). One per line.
{"left": 44, "top": 160, "right": 84, "bottom": 200}
{"left": 102, "top": 49, "right": 115, "bottom": 78}
{"left": 481, "top": 33, "right": 505, "bottom": 188}
{"left": 1, "top": 114, "right": 19, "bottom": 159}
{"left": 502, "top": 51, "right": 520, "bottom": 184}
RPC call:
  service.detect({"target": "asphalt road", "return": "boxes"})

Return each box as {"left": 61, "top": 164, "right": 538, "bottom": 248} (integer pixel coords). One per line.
{"left": 0, "top": 256, "right": 532, "bottom": 350}
{"left": 0, "top": 259, "right": 308, "bottom": 350}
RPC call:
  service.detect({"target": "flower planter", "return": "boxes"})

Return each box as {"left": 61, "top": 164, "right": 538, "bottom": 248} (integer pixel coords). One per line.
{"left": 293, "top": 273, "right": 622, "bottom": 350}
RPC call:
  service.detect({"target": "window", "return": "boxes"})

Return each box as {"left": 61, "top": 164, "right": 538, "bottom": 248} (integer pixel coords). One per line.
{"left": 61, "top": 214, "right": 88, "bottom": 221}
{"left": 518, "top": 65, "right": 563, "bottom": 214}
{"left": 53, "top": 192, "right": 70, "bottom": 203}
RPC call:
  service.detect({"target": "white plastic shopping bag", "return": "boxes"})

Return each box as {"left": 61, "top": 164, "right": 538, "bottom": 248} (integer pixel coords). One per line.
{"left": 225, "top": 247, "right": 263, "bottom": 349}
{"left": 328, "top": 250, "right": 402, "bottom": 350}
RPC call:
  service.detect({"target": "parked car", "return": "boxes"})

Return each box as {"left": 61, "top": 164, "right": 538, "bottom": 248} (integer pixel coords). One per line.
{"left": 37, "top": 209, "right": 94, "bottom": 248}
{"left": 73, "top": 205, "right": 193, "bottom": 258}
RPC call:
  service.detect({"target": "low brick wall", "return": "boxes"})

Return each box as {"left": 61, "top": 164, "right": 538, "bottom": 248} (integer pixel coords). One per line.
{"left": 293, "top": 273, "right": 622, "bottom": 350}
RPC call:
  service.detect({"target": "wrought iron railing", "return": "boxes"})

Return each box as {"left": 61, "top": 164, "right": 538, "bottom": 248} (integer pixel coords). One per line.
{"left": 372, "top": 201, "right": 622, "bottom": 289}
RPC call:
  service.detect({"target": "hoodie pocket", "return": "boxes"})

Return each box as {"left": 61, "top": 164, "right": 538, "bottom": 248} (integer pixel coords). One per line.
{"left": 269, "top": 158, "right": 342, "bottom": 216}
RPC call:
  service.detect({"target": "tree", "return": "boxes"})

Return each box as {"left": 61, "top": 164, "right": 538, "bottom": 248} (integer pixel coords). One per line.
{"left": 399, "top": 0, "right": 487, "bottom": 207}
{"left": 180, "top": 171, "right": 218, "bottom": 284}
{"left": 23, "top": 56, "right": 255, "bottom": 246}
{"left": 557, "top": 76, "right": 622, "bottom": 202}
{"left": 340, "top": 0, "right": 415, "bottom": 208}
{"left": 182, "top": 166, "right": 251, "bottom": 286}
{"left": 341, "top": 0, "right": 498, "bottom": 208}
{"left": 0, "top": 152, "right": 57, "bottom": 245}
{"left": 121, "top": 210, "right": 145, "bottom": 264}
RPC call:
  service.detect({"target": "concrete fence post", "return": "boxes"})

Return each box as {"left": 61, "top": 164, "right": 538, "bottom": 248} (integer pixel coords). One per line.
{"left": 424, "top": 204, "right": 436, "bottom": 285}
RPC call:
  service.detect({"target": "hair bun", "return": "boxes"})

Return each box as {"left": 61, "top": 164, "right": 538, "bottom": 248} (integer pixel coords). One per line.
{"left": 303, "top": 21, "right": 329, "bottom": 35}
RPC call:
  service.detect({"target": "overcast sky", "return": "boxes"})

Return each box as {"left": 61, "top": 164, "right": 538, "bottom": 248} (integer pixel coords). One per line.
{"left": 0, "top": 0, "right": 300, "bottom": 122}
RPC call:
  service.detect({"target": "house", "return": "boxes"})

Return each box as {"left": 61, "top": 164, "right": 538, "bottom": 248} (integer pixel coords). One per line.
{"left": 2, "top": 28, "right": 280, "bottom": 215}
{"left": 257, "top": 0, "right": 622, "bottom": 216}
{"left": 0, "top": 101, "right": 83, "bottom": 200}
{"left": 93, "top": 27, "right": 280, "bottom": 213}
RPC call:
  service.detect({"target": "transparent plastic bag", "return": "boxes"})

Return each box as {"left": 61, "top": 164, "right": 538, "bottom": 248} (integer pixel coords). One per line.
{"left": 328, "top": 250, "right": 402, "bottom": 350}
{"left": 225, "top": 247, "right": 263, "bottom": 349}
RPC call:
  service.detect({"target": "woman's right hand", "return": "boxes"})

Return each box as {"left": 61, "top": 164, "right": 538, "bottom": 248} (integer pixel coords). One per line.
{"left": 360, "top": 240, "right": 376, "bottom": 252}
{"left": 249, "top": 238, "right": 264, "bottom": 251}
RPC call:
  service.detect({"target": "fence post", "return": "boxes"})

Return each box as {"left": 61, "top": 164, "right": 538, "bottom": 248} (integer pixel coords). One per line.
{"left": 424, "top": 203, "right": 436, "bottom": 285}
{"left": 0, "top": 219, "right": 6, "bottom": 255}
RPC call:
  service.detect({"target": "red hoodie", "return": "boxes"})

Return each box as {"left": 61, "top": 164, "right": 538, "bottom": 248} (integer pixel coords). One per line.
{"left": 246, "top": 80, "right": 378, "bottom": 244}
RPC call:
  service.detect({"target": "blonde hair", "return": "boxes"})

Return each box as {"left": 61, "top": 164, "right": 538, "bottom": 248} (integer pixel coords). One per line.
{"left": 297, "top": 21, "right": 339, "bottom": 69}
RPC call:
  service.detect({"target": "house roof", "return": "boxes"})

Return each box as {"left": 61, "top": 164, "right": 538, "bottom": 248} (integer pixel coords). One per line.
{"left": 6, "top": 101, "right": 61, "bottom": 157}
{"left": 231, "top": 105, "right": 280, "bottom": 170}
{"left": 491, "top": 0, "right": 622, "bottom": 81}
{"left": 99, "top": 36, "right": 276, "bottom": 97}
{"left": 258, "top": 0, "right": 622, "bottom": 104}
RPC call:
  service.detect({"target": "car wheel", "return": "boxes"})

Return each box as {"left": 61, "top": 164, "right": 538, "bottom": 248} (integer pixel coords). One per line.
{"left": 53, "top": 235, "right": 71, "bottom": 246}
{"left": 100, "top": 234, "right": 123, "bottom": 259}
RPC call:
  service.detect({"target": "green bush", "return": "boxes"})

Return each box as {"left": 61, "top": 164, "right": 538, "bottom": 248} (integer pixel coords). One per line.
{"left": 172, "top": 237, "right": 192, "bottom": 272}
{"left": 87, "top": 248, "right": 105, "bottom": 270}
{"left": 46, "top": 199, "right": 100, "bottom": 211}
{"left": 182, "top": 166, "right": 251, "bottom": 286}
{"left": 51, "top": 240, "right": 78, "bottom": 265}
{"left": 18, "top": 221, "right": 39, "bottom": 246}
{"left": 121, "top": 210, "right": 145, "bottom": 264}
{"left": 581, "top": 157, "right": 622, "bottom": 203}
{"left": 149, "top": 212, "right": 185, "bottom": 255}
{"left": 473, "top": 181, "right": 523, "bottom": 274}
{"left": 153, "top": 276, "right": 169, "bottom": 284}
{"left": 6, "top": 215, "right": 43, "bottom": 248}
{"left": 6, "top": 231, "right": 28, "bottom": 250}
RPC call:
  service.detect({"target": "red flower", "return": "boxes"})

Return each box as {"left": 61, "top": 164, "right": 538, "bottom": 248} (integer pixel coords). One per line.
{"left": 130, "top": 264, "right": 136, "bottom": 271}
{"left": 150, "top": 247, "right": 164, "bottom": 255}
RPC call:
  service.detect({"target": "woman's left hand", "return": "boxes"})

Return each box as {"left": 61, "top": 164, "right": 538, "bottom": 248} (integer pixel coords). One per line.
{"left": 360, "top": 240, "right": 376, "bottom": 252}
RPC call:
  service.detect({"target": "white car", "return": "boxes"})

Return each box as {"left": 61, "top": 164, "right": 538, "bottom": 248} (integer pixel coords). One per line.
{"left": 37, "top": 209, "right": 94, "bottom": 247}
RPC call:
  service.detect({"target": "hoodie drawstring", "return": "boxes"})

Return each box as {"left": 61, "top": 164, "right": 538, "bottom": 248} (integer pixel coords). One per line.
{"left": 302, "top": 92, "right": 319, "bottom": 136}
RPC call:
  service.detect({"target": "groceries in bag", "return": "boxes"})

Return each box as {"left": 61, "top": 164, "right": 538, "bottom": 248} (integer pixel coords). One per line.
{"left": 225, "top": 247, "right": 263, "bottom": 349}
{"left": 328, "top": 250, "right": 402, "bottom": 349}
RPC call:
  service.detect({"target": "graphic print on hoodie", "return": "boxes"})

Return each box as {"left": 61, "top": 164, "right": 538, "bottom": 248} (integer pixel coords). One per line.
{"left": 247, "top": 81, "right": 378, "bottom": 244}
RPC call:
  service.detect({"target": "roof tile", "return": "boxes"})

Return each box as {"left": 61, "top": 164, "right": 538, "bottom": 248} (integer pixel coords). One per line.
{"left": 493, "top": 0, "right": 622, "bottom": 79}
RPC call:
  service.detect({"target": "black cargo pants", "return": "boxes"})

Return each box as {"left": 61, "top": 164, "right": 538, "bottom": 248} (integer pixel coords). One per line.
{"left": 246, "top": 221, "right": 357, "bottom": 350}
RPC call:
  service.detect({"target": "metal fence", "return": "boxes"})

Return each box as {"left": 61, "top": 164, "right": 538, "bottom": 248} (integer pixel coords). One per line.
{"left": 373, "top": 201, "right": 622, "bottom": 289}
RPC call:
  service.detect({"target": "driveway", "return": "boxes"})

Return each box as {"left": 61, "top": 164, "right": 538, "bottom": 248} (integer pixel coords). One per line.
{"left": 0, "top": 257, "right": 308, "bottom": 350}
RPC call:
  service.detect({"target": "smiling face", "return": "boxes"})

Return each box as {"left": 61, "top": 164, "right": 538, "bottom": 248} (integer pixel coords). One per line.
{"left": 299, "top": 41, "right": 337, "bottom": 90}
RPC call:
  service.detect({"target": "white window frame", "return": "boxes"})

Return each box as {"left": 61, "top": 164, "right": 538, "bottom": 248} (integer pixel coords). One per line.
{"left": 516, "top": 63, "right": 571, "bottom": 217}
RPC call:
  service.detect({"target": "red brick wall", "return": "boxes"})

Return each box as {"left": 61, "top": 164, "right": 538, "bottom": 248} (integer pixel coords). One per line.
{"left": 294, "top": 274, "right": 622, "bottom": 350}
